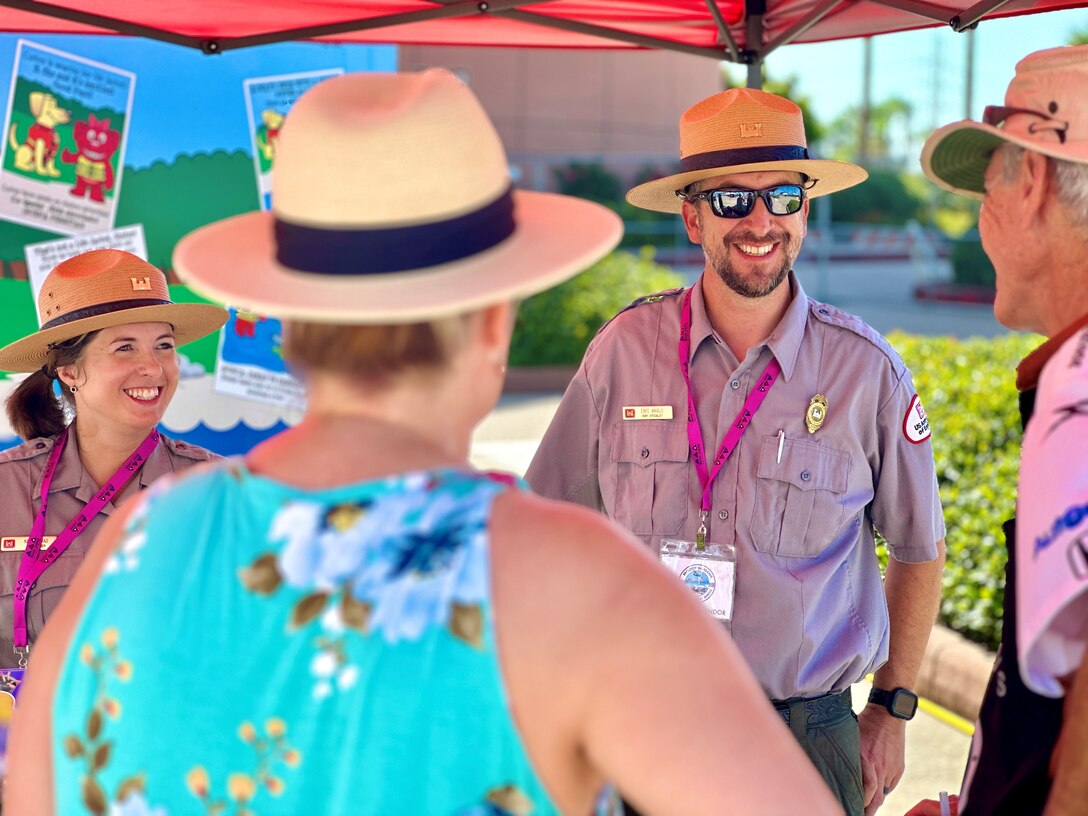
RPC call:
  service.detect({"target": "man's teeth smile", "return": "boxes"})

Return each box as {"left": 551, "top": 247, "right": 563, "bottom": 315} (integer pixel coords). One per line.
{"left": 737, "top": 242, "right": 775, "bottom": 257}
{"left": 125, "top": 387, "right": 161, "bottom": 401}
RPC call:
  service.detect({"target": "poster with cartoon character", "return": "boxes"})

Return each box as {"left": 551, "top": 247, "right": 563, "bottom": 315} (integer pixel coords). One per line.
{"left": 213, "top": 69, "right": 341, "bottom": 410}
{"left": 0, "top": 40, "right": 134, "bottom": 235}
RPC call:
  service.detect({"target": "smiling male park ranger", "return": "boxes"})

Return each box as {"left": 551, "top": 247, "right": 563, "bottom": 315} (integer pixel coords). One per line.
{"left": 526, "top": 88, "right": 947, "bottom": 816}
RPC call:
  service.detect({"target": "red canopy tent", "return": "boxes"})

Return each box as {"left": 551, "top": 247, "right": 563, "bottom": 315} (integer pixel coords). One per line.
{"left": 0, "top": 0, "right": 1081, "bottom": 81}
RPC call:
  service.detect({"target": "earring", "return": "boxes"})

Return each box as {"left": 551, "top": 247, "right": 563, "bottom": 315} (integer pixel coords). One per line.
{"left": 69, "top": 385, "right": 77, "bottom": 394}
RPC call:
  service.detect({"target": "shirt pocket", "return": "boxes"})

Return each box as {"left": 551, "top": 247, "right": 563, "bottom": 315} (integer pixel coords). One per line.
{"left": 609, "top": 420, "right": 690, "bottom": 536}
{"left": 748, "top": 435, "right": 850, "bottom": 558}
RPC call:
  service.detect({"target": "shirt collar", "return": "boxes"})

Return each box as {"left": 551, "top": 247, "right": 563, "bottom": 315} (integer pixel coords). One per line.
{"left": 1016, "top": 312, "right": 1088, "bottom": 391}
{"left": 43, "top": 428, "right": 171, "bottom": 508}
{"left": 688, "top": 271, "right": 807, "bottom": 382}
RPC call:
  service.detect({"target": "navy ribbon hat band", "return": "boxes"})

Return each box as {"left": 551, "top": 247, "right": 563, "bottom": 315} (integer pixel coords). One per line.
{"left": 275, "top": 187, "right": 516, "bottom": 276}
{"left": 41, "top": 298, "right": 173, "bottom": 331}
{"left": 679, "top": 145, "right": 810, "bottom": 174}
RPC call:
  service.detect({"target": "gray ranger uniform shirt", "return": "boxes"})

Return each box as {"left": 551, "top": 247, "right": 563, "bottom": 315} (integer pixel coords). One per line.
{"left": 0, "top": 431, "right": 217, "bottom": 665}
{"left": 526, "top": 273, "right": 945, "bottom": 701}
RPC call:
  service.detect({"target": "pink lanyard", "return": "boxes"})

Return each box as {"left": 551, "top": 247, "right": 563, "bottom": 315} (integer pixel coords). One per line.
{"left": 678, "top": 287, "right": 781, "bottom": 548}
{"left": 12, "top": 426, "right": 160, "bottom": 664}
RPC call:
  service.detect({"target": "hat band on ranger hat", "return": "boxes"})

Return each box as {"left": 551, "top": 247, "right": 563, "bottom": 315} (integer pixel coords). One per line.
{"left": 40, "top": 297, "right": 174, "bottom": 331}
{"left": 276, "top": 187, "right": 516, "bottom": 276}
{"left": 680, "top": 145, "right": 810, "bottom": 174}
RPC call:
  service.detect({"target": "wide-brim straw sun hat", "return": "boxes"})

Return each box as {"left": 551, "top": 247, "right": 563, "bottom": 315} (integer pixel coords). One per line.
{"left": 173, "top": 69, "right": 622, "bottom": 324}
{"left": 922, "top": 45, "right": 1088, "bottom": 200}
{"left": 626, "top": 88, "right": 868, "bottom": 213}
{"left": 0, "top": 249, "right": 228, "bottom": 373}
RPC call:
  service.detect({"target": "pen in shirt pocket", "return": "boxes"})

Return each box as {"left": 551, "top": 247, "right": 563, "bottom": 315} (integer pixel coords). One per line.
{"left": 776, "top": 429, "right": 785, "bottom": 464}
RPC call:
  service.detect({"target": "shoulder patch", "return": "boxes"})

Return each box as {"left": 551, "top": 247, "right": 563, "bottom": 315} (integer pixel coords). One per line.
{"left": 809, "top": 300, "right": 904, "bottom": 373}
{"left": 0, "top": 436, "right": 56, "bottom": 464}
{"left": 903, "top": 394, "right": 932, "bottom": 443}
{"left": 163, "top": 437, "right": 220, "bottom": 463}
{"left": 595, "top": 287, "right": 686, "bottom": 338}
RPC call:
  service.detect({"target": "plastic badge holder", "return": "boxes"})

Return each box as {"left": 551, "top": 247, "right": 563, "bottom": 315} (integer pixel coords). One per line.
{"left": 659, "top": 538, "right": 737, "bottom": 628}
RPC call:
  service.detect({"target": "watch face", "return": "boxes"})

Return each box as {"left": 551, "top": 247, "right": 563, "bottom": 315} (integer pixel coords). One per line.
{"left": 891, "top": 690, "right": 918, "bottom": 719}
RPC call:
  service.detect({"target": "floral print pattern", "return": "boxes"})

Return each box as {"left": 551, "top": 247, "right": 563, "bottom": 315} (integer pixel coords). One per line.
{"left": 63, "top": 628, "right": 161, "bottom": 816}
{"left": 186, "top": 717, "right": 302, "bottom": 814}
{"left": 239, "top": 472, "right": 494, "bottom": 697}
{"left": 55, "top": 466, "right": 571, "bottom": 815}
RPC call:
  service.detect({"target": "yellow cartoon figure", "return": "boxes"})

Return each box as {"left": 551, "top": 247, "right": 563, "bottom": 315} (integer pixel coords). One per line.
{"left": 256, "top": 109, "right": 285, "bottom": 163}
{"left": 8, "top": 91, "right": 71, "bottom": 177}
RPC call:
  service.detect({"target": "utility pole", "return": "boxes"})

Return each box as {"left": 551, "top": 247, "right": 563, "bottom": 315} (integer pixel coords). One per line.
{"left": 859, "top": 37, "right": 872, "bottom": 162}
{"left": 965, "top": 28, "right": 976, "bottom": 118}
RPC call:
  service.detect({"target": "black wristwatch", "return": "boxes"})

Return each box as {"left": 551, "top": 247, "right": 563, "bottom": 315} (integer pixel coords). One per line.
{"left": 868, "top": 687, "right": 919, "bottom": 720}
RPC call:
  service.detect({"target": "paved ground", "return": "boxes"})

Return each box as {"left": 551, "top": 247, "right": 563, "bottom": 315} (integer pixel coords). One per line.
{"left": 470, "top": 259, "right": 1000, "bottom": 812}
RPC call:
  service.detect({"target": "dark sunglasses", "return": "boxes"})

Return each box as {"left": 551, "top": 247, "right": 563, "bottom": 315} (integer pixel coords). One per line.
{"left": 982, "top": 105, "right": 1067, "bottom": 144}
{"left": 685, "top": 184, "right": 806, "bottom": 219}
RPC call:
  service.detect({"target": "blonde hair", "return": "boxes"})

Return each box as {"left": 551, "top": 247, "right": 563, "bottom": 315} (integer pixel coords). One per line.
{"left": 282, "top": 316, "right": 473, "bottom": 383}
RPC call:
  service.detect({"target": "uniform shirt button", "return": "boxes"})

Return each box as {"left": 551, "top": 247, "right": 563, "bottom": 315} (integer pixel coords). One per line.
{"left": 730, "top": 379, "right": 740, "bottom": 390}
{"left": 718, "top": 509, "right": 729, "bottom": 520}
{"left": 800, "top": 470, "right": 811, "bottom": 481}
{"left": 35, "top": 442, "right": 46, "bottom": 449}
{"left": 640, "top": 447, "right": 650, "bottom": 459}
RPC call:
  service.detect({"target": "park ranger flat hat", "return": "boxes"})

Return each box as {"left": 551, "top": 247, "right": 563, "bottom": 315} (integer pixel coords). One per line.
{"left": 626, "top": 87, "right": 868, "bottom": 214}
{"left": 0, "top": 249, "right": 227, "bottom": 373}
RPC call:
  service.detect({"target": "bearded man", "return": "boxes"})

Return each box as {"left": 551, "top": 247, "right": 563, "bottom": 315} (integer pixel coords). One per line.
{"left": 527, "top": 88, "right": 946, "bottom": 816}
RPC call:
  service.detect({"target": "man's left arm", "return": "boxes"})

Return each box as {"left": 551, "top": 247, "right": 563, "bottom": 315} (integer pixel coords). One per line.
{"left": 1042, "top": 637, "right": 1088, "bottom": 814}
{"left": 860, "top": 541, "right": 946, "bottom": 816}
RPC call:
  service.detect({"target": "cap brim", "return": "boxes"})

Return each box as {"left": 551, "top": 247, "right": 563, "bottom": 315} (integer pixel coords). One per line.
{"left": 173, "top": 191, "right": 623, "bottom": 324}
{"left": 920, "top": 121, "right": 1009, "bottom": 200}
{"left": 626, "top": 159, "right": 869, "bottom": 213}
{"left": 0, "top": 303, "right": 228, "bottom": 373}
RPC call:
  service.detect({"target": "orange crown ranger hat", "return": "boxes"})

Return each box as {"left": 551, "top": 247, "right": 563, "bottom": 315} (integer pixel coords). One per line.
{"left": 626, "top": 87, "right": 868, "bottom": 213}
{"left": 0, "top": 249, "right": 227, "bottom": 373}
{"left": 922, "top": 45, "right": 1088, "bottom": 199}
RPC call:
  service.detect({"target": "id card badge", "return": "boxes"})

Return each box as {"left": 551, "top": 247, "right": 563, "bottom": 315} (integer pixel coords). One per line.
{"left": 659, "top": 538, "right": 737, "bottom": 628}
{"left": 0, "top": 668, "right": 25, "bottom": 769}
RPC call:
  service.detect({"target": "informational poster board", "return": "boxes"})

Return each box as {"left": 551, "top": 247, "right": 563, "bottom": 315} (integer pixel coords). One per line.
{"left": 0, "top": 40, "right": 134, "bottom": 235}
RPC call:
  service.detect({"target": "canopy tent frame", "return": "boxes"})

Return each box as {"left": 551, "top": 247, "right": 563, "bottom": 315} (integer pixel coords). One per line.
{"left": 0, "top": 0, "right": 1045, "bottom": 86}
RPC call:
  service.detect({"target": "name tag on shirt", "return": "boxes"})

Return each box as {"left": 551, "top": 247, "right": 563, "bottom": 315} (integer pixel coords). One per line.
{"left": 622, "top": 406, "right": 674, "bottom": 420}
{"left": 0, "top": 536, "right": 56, "bottom": 553}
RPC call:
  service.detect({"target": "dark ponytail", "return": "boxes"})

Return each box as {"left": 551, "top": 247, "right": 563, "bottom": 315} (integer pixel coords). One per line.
{"left": 4, "top": 331, "right": 99, "bottom": 441}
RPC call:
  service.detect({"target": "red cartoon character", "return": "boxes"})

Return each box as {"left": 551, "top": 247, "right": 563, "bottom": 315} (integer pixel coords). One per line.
{"left": 233, "top": 310, "right": 267, "bottom": 338}
{"left": 61, "top": 115, "right": 121, "bottom": 203}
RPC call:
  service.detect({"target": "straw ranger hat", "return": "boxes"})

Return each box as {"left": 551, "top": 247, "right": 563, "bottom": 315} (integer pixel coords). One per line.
{"left": 626, "top": 88, "right": 868, "bottom": 213}
{"left": 0, "top": 249, "right": 227, "bottom": 373}
{"left": 173, "top": 69, "right": 622, "bottom": 323}
{"left": 921, "top": 45, "right": 1088, "bottom": 200}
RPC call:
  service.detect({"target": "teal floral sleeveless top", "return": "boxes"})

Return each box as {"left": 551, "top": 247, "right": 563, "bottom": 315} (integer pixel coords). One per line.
{"left": 52, "top": 464, "right": 609, "bottom": 815}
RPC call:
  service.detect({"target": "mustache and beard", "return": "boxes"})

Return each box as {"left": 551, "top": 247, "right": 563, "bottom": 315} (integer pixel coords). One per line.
{"left": 698, "top": 216, "right": 803, "bottom": 299}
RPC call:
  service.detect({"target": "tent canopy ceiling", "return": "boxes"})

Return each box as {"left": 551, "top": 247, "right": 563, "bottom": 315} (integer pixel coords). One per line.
{"left": 0, "top": 0, "right": 1081, "bottom": 62}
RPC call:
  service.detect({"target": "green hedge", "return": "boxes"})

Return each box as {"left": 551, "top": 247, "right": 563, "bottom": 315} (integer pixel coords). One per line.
{"left": 509, "top": 249, "right": 683, "bottom": 367}
{"left": 887, "top": 332, "right": 1041, "bottom": 650}
{"left": 950, "top": 237, "right": 996, "bottom": 287}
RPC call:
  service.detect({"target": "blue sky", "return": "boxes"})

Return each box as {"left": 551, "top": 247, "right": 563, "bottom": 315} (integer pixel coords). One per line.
{"left": 755, "top": 7, "right": 1088, "bottom": 150}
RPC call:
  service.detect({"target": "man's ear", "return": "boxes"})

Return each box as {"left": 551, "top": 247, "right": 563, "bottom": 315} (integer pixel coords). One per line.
{"left": 681, "top": 200, "right": 703, "bottom": 244}
{"left": 1022, "top": 150, "right": 1054, "bottom": 226}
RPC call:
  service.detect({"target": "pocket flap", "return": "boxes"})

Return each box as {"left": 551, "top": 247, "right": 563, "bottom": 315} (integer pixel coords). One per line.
{"left": 756, "top": 436, "right": 849, "bottom": 493}
{"left": 611, "top": 420, "right": 690, "bottom": 468}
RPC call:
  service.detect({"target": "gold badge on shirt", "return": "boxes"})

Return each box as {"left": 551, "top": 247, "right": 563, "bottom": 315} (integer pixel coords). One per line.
{"left": 805, "top": 394, "right": 828, "bottom": 434}
{"left": 0, "top": 536, "right": 55, "bottom": 553}
{"left": 622, "top": 406, "right": 674, "bottom": 420}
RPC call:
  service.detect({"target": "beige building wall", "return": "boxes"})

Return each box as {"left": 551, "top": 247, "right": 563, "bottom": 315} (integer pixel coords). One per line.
{"left": 397, "top": 46, "right": 723, "bottom": 189}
